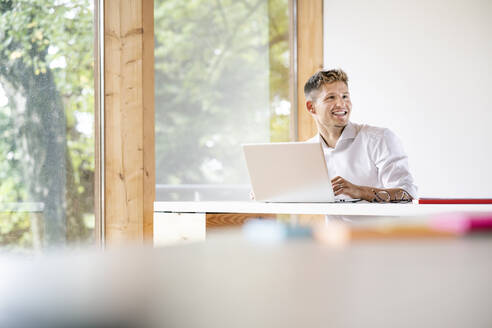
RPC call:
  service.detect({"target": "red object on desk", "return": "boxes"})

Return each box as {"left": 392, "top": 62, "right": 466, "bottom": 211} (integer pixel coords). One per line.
{"left": 418, "top": 198, "right": 492, "bottom": 204}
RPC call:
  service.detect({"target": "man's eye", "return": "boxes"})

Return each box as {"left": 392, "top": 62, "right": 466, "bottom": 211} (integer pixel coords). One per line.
{"left": 327, "top": 96, "right": 335, "bottom": 100}
{"left": 343, "top": 95, "right": 349, "bottom": 99}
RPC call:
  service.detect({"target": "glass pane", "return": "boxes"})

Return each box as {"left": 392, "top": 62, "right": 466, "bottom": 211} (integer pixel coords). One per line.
{"left": 0, "top": 0, "right": 95, "bottom": 251}
{"left": 155, "top": 0, "right": 291, "bottom": 201}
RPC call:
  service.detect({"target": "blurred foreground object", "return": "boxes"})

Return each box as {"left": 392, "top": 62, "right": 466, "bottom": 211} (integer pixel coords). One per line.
{"left": 243, "top": 214, "right": 492, "bottom": 247}
{"left": 1, "top": 223, "right": 492, "bottom": 327}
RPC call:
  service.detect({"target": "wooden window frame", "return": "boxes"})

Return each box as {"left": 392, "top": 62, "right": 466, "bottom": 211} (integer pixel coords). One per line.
{"left": 96, "top": 0, "right": 155, "bottom": 246}
{"left": 296, "top": 0, "right": 323, "bottom": 141}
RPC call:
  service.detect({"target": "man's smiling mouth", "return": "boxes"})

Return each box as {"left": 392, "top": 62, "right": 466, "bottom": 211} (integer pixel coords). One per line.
{"left": 332, "top": 111, "right": 348, "bottom": 117}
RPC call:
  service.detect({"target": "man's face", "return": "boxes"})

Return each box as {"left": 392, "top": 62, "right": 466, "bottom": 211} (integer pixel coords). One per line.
{"left": 309, "top": 81, "right": 352, "bottom": 129}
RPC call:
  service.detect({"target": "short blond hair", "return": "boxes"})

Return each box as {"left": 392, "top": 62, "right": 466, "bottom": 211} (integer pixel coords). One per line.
{"left": 304, "top": 69, "right": 348, "bottom": 98}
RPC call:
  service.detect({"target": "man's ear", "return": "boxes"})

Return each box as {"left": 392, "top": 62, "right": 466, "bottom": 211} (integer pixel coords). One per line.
{"left": 306, "top": 100, "right": 315, "bottom": 114}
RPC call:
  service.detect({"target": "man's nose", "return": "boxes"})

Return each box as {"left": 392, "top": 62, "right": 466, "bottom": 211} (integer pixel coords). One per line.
{"left": 335, "top": 95, "right": 345, "bottom": 107}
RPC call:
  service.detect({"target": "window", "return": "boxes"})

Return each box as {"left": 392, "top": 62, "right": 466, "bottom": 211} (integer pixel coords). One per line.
{"left": 155, "top": 0, "right": 293, "bottom": 201}
{"left": 0, "top": 0, "right": 95, "bottom": 250}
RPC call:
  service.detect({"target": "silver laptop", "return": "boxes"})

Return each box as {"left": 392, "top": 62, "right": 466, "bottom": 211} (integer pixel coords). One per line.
{"left": 243, "top": 142, "right": 359, "bottom": 203}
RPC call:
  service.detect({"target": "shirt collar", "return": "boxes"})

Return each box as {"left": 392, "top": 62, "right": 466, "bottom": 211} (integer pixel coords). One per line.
{"left": 339, "top": 122, "right": 357, "bottom": 141}
{"left": 316, "top": 122, "right": 357, "bottom": 147}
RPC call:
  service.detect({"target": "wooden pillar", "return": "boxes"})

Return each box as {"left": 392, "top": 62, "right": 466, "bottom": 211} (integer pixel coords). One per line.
{"left": 104, "top": 0, "right": 154, "bottom": 245}
{"left": 297, "top": 0, "right": 323, "bottom": 141}
{"left": 297, "top": 0, "right": 324, "bottom": 223}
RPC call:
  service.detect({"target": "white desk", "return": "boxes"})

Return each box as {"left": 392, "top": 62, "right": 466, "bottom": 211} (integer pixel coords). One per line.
{"left": 154, "top": 201, "right": 492, "bottom": 216}
{"left": 153, "top": 201, "right": 492, "bottom": 245}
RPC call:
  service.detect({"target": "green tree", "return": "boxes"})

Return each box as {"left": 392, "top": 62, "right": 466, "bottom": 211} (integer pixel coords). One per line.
{"left": 154, "top": 0, "right": 290, "bottom": 193}
{"left": 0, "top": 0, "right": 94, "bottom": 248}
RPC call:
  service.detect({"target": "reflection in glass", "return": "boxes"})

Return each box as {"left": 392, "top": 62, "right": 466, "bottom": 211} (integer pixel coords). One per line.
{"left": 0, "top": 0, "right": 95, "bottom": 251}
{"left": 154, "top": 0, "right": 291, "bottom": 201}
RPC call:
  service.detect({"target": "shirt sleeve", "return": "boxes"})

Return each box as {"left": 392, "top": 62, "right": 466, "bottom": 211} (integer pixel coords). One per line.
{"left": 372, "top": 129, "right": 418, "bottom": 199}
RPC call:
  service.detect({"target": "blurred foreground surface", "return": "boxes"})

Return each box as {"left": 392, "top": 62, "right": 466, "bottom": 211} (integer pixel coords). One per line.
{"left": 1, "top": 229, "right": 492, "bottom": 328}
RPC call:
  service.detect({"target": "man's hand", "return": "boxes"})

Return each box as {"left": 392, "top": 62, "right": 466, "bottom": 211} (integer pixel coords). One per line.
{"left": 331, "top": 176, "right": 412, "bottom": 202}
{"left": 331, "top": 176, "right": 364, "bottom": 199}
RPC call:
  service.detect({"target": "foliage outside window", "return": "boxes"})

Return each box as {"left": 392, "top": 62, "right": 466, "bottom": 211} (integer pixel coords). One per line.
{"left": 0, "top": 0, "right": 94, "bottom": 251}
{"left": 155, "top": 0, "right": 291, "bottom": 201}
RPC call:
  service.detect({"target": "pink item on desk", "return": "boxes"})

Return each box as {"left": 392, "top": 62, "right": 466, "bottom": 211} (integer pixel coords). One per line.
{"left": 430, "top": 213, "right": 492, "bottom": 235}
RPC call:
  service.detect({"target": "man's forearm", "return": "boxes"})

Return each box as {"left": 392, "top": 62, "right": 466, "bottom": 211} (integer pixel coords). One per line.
{"left": 358, "top": 186, "right": 412, "bottom": 203}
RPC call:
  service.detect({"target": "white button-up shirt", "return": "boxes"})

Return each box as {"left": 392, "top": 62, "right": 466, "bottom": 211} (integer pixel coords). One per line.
{"left": 308, "top": 122, "right": 418, "bottom": 199}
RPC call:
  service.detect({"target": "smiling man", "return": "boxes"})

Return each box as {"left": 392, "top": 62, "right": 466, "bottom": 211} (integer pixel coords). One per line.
{"left": 305, "top": 69, "right": 417, "bottom": 202}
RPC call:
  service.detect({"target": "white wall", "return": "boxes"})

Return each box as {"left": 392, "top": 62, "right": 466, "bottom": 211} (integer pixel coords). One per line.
{"left": 323, "top": 0, "right": 492, "bottom": 198}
